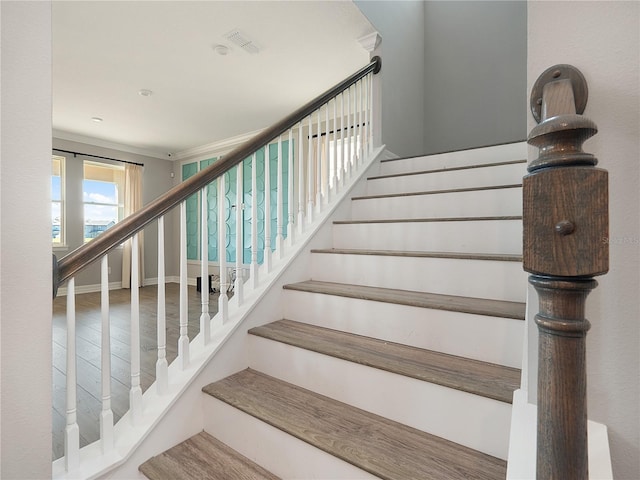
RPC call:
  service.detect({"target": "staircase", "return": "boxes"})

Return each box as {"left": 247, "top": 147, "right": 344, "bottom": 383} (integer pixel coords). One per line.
{"left": 139, "top": 144, "right": 528, "bottom": 479}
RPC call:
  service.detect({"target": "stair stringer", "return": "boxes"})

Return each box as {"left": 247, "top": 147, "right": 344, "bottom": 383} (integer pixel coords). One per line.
{"left": 52, "top": 146, "right": 390, "bottom": 480}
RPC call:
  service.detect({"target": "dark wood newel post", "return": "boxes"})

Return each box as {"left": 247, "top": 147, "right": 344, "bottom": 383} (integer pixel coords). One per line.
{"left": 524, "top": 65, "right": 609, "bottom": 479}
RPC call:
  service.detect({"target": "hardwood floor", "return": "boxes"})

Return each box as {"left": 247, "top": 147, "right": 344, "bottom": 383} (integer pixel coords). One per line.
{"left": 52, "top": 283, "right": 221, "bottom": 461}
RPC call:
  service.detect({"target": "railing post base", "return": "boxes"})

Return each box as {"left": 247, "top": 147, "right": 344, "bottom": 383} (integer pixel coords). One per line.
{"left": 530, "top": 275, "right": 594, "bottom": 480}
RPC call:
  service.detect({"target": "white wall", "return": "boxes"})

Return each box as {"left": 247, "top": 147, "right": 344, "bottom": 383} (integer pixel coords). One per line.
{"left": 0, "top": 1, "right": 53, "bottom": 478}
{"left": 353, "top": 0, "right": 426, "bottom": 157}
{"left": 528, "top": 3, "right": 639, "bottom": 479}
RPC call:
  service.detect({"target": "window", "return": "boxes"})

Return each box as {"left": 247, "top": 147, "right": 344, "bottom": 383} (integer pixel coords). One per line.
{"left": 52, "top": 156, "right": 65, "bottom": 244}
{"left": 83, "top": 161, "right": 124, "bottom": 242}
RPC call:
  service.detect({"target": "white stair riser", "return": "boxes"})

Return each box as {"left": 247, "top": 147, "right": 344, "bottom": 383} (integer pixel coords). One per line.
{"left": 310, "top": 253, "right": 527, "bottom": 302}
{"left": 379, "top": 143, "right": 527, "bottom": 176}
{"left": 202, "top": 394, "right": 377, "bottom": 480}
{"left": 367, "top": 162, "right": 526, "bottom": 196}
{"left": 248, "top": 336, "right": 512, "bottom": 460}
{"left": 283, "top": 289, "right": 523, "bottom": 368}
{"left": 351, "top": 188, "right": 522, "bottom": 220}
{"left": 333, "top": 220, "right": 522, "bottom": 254}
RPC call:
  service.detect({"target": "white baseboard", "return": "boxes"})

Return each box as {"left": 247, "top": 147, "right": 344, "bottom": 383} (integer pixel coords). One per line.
{"left": 57, "top": 276, "right": 186, "bottom": 296}
{"left": 57, "top": 281, "right": 122, "bottom": 297}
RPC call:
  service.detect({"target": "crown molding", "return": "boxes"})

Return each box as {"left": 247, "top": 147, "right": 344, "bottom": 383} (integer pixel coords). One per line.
{"left": 174, "top": 127, "right": 266, "bottom": 163}
{"left": 357, "top": 32, "right": 381, "bottom": 53}
{"left": 52, "top": 129, "right": 171, "bottom": 161}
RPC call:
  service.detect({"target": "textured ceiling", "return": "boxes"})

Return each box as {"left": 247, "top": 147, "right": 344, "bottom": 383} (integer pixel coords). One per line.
{"left": 53, "top": 1, "right": 375, "bottom": 158}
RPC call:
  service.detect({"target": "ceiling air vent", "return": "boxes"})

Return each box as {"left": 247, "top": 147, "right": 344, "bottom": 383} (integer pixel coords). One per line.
{"left": 224, "top": 29, "right": 260, "bottom": 55}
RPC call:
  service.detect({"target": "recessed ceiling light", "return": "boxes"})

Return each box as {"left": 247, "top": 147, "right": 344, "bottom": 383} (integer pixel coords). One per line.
{"left": 91, "top": 117, "right": 103, "bottom": 123}
{"left": 138, "top": 89, "right": 153, "bottom": 97}
{"left": 213, "top": 44, "right": 230, "bottom": 56}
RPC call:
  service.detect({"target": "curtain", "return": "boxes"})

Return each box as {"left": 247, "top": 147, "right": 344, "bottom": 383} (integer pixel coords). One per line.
{"left": 121, "top": 164, "right": 144, "bottom": 289}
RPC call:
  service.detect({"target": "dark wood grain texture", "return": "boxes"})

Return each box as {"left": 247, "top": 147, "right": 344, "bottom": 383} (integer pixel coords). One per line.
{"left": 139, "top": 431, "right": 280, "bottom": 480}
{"left": 523, "top": 167, "right": 608, "bottom": 276}
{"left": 526, "top": 64, "right": 608, "bottom": 480}
{"left": 249, "top": 319, "right": 520, "bottom": 403}
{"left": 203, "top": 369, "right": 507, "bottom": 480}
{"left": 531, "top": 277, "right": 594, "bottom": 480}
{"left": 283, "top": 280, "right": 526, "bottom": 320}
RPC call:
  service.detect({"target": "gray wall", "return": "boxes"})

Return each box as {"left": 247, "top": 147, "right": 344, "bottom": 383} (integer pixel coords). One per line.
{"left": 53, "top": 138, "right": 178, "bottom": 287}
{"left": 354, "top": 0, "right": 426, "bottom": 158}
{"left": 355, "top": 0, "right": 527, "bottom": 157}
{"left": 423, "top": 1, "right": 527, "bottom": 154}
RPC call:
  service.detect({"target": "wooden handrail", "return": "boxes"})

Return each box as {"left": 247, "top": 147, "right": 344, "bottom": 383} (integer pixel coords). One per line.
{"left": 524, "top": 64, "right": 608, "bottom": 479}
{"left": 54, "top": 56, "right": 381, "bottom": 290}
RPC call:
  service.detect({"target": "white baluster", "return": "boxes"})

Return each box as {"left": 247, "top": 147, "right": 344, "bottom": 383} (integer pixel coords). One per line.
{"left": 324, "top": 101, "right": 330, "bottom": 203}
{"left": 364, "top": 74, "right": 371, "bottom": 154}
{"left": 200, "top": 188, "right": 210, "bottom": 345}
{"left": 100, "top": 256, "right": 113, "bottom": 454}
{"left": 250, "top": 153, "right": 259, "bottom": 289}
{"left": 358, "top": 79, "right": 364, "bottom": 165}
{"left": 369, "top": 73, "right": 374, "bottom": 153}
{"left": 315, "top": 108, "right": 322, "bottom": 214}
{"left": 235, "top": 165, "right": 244, "bottom": 305}
{"left": 218, "top": 175, "right": 229, "bottom": 323}
{"left": 179, "top": 202, "right": 190, "bottom": 369}
{"left": 264, "top": 145, "right": 272, "bottom": 272}
{"left": 297, "top": 123, "right": 305, "bottom": 235}
{"left": 65, "top": 277, "right": 79, "bottom": 471}
{"left": 276, "top": 135, "right": 284, "bottom": 259}
{"left": 156, "top": 216, "right": 168, "bottom": 394}
{"left": 346, "top": 86, "right": 352, "bottom": 179}
{"left": 130, "top": 234, "right": 142, "bottom": 424}
{"left": 307, "top": 115, "right": 314, "bottom": 223}
{"left": 332, "top": 96, "right": 338, "bottom": 194}
{"left": 340, "top": 91, "right": 346, "bottom": 188}
{"left": 351, "top": 84, "right": 356, "bottom": 170}
{"left": 361, "top": 78, "right": 366, "bottom": 154}
{"left": 287, "top": 129, "right": 295, "bottom": 246}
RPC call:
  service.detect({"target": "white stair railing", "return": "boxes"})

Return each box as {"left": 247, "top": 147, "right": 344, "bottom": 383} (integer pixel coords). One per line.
{"left": 53, "top": 58, "right": 381, "bottom": 475}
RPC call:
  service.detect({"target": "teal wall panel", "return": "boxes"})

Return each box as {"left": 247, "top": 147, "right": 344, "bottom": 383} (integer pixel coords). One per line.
{"left": 182, "top": 139, "right": 291, "bottom": 266}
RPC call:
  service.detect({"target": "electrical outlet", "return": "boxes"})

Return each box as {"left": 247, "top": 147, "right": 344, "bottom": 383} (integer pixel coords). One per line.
{"left": 108, "top": 267, "right": 112, "bottom": 275}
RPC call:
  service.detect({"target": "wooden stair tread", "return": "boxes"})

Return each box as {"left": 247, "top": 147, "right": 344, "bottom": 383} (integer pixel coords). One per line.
{"left": 249, "top": 319, "right": 520, "bottom": 403}
{"left": 139, "top": 431, "right": 280, "bottom": 480}
{"left": 370, "top": 158, "right": 526, "bottom": 180}
{"left": 352, "top": 183, "right": 522, "bottom": 201}
{"left": 334, "top": 215, "right": 522, "bottom": 225}
{"left": 283, "top": 280, "right": 525, "bottom": 320}
{"left": 203, "top": 369, "right": 507, "bottom": 480}
{"left": 310, "top": 248, "right": 523, "bottom": 262}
